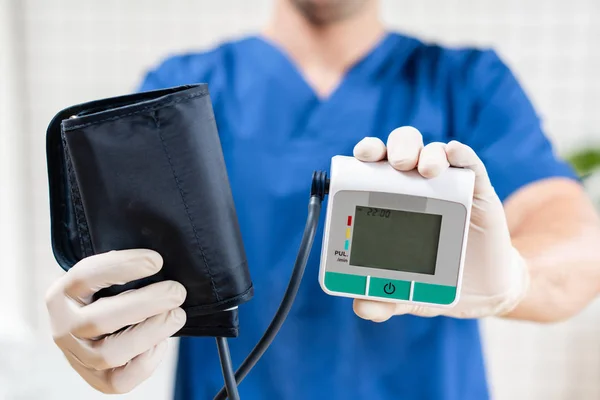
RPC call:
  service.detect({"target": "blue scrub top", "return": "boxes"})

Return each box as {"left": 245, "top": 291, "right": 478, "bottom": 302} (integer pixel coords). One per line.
{"left": 139, "top": 33, "right": 575, "bottom": 400}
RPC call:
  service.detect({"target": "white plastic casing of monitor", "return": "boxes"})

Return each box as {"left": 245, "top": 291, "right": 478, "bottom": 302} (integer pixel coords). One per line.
{"left": 319, "top": 156, "right": 475, "bottom": 308}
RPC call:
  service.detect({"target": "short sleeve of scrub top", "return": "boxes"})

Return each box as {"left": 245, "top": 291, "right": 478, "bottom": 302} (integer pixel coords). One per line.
{"left": 444, "top": 48, "right": 576, "bottom": 200}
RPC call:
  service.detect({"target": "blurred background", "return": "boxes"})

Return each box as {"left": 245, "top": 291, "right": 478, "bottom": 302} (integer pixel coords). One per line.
{"left": 1, "top": 0, "right": 600, "bottom": 399}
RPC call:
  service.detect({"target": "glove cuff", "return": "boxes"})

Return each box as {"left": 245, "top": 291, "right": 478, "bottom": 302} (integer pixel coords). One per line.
{"left": 494, "top": 247, "right": 530, "bottom": 317}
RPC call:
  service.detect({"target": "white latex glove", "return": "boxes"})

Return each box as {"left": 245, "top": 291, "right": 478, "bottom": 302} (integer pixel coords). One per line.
{"left": 45, "top": 249, "right": 187, "bottom": 394}
{"left": 352, "top": 127, "right": 530, "bottom": 322}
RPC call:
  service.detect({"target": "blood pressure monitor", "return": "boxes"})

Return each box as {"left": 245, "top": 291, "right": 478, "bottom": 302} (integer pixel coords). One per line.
{"left": 319, "top": 156, "right": 475, "bottom": 307}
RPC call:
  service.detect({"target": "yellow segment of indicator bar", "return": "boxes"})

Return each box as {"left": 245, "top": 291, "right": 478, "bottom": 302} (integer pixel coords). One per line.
{"left": 346, "top": 228, "right": 351, "bottom": 239}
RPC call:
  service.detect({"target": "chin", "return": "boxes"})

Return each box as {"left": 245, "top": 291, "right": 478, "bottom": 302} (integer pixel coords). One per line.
{"left": 289, "top": 0, "right": 371, "bottom": 25}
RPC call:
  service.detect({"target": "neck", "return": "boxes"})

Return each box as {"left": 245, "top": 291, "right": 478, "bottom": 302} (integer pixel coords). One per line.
{"left": 262, "top": 0, "right": 385, "bottom": 97}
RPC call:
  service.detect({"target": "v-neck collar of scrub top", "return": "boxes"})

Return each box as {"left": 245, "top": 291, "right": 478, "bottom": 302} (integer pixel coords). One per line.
{"left": 238, "top": 33, "right": 413, "bottom": 135}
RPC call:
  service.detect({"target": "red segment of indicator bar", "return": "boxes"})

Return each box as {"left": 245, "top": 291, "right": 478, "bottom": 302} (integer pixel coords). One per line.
{"left": 347, "top": 216, "right": 352, "bottom": 226}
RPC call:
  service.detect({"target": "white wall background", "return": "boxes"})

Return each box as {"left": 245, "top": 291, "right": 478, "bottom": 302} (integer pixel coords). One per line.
{"left": 1, "top": 0, "right": 599, "bottom": 399}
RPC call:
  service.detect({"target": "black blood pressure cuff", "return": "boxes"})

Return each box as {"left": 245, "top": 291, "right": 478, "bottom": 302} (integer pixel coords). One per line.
{"left": 46, "top": 84, "right": 253, "bottom": 337}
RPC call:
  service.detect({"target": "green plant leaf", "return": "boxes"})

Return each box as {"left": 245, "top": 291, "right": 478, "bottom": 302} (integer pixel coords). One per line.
{"left": 566, "top": 149, "right": 600, "bottom": 177}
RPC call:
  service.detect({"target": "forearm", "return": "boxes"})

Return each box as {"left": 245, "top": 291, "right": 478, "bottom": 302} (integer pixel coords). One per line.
{"left": 502, "top": 179, "right": 600, "bottom": 322}
{"left": 506, "top": 231, "right": 600, "bottom": 322}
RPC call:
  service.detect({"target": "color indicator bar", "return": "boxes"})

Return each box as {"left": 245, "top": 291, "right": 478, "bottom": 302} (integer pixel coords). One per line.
{"left": 345, "top": 215, "right": 352, "bottom": 251}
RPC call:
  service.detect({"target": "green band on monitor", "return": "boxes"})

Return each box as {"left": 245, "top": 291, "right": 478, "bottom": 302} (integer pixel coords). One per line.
{"left": 412, "top": 283, "right": 456, "bottom": 305}
{"left": 324, "top": 272, "right": 366, "bottom": 295}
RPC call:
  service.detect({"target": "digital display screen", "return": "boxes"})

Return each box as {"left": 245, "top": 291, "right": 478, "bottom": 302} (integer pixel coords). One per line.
{"left": 349, "top": 206, "right": 442, "bottom": 275}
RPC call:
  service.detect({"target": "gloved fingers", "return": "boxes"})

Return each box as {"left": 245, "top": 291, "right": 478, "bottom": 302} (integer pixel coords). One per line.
{"left": 69, "top": 340, "right": 168, "bottom": 395}
{"left": 104, "top": 340, "right": 168, "bottom": 394}
{"left": 60, "top": 249, "right": 163, "bottom": 305}
{"left": 353, "top": 137, "right": 387, "bottom": 162}
{"left": 354, "top": 298, "right": 445, "bottom": 321}
{"left": 445, "top": 141, "right": 494, "bottom": 197}
{"left": 106, "top": 340, "right": 168, "bottom": 394}
{"left": 393, "top": 303, "right": 444, "bottom": 318}
{"left": 417, "top": 142, "right": 449, "bottom": 178}
{"left": 353, "top": 299, "right": 396, "bottom": 322}
{"left": 83, "top": 308, "right": 186, "bottom": 371}
{"left": 71, "top": 280, "right": 186, "bottom": 339}
{"left": 64, "top": 352, "right": 114, "bottom": 394}
{"left": 386, "top": 126, "right": 424, "bottom": 171}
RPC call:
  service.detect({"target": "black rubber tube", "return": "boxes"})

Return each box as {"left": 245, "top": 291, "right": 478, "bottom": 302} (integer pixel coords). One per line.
{"left": 213, "top": 196, "right": 322, "bottom": 400}
{"left": 216, "top": 336, "right": 240, "bottom": 400}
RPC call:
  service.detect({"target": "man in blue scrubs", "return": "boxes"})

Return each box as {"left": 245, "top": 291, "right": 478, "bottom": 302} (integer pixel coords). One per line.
{"left": 45, "top": 0, "right": 600, "bottom": 399}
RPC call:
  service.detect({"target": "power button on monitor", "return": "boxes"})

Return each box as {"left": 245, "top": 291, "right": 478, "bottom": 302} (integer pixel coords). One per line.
{"left": 368, "top": 277, "right": 410, "bottom": 300}
{"left": 383, "top": 282, "right": 395, "bottom": 295}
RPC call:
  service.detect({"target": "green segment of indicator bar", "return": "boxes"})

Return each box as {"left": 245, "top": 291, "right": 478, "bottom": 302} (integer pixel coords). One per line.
{"left": 324, "top": 272, "right": 366, "bottom": 295}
